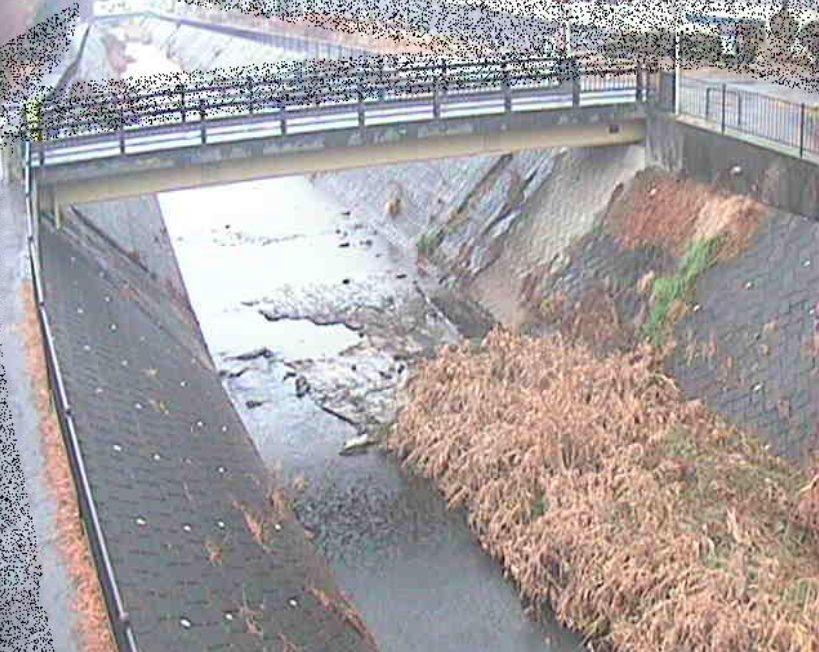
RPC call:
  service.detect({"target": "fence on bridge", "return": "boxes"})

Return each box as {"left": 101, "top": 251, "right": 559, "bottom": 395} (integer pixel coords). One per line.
{"left": 654, "top": 73, "right": 819, "bottom": 161}
{"left": 19, "top": 56, "right": 646, "bottom": 147}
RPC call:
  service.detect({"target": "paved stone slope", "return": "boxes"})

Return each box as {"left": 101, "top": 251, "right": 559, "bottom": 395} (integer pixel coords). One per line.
{"left": 530, "top": 170, "right": 819, "bottom": 467}
{"left": 39, "top": 217, "right": 378, "bottom": 651}
{"left": 670, "top": 210, "right": 819, "bottom": 464}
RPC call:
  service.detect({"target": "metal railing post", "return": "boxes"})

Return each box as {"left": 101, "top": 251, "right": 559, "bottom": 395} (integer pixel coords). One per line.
{"left": 721, "top": 83, "right": 727, "bottom": 133}
{"left": 635, "top": 60, "right": 643, "bottom": 102}
{"left": 736, "top": 92, "right": 742, "bottom": 127}
{"left": 571, "top": 62, "right": 581, "bottom": 107}
{"left": 279, "top": 102, "right": 287, "bottom": 136}
{"left": 357, "top": 89, "right": 365, "bottom": 133}
{"left": 118, "top": 104, "right": 125, "bottom": 155}
{"left": 706, "top": 86, "right": 712, "bottom": 121}
{"left": 799, "top": 103, "right": 806, "bottom": 158}
{"left": 199, "top": 100, "right": 206, "bottom": 145}
{"left": 503, "top": 63, "right": 512, "bottom": 113}
{"left": 24, "top": 140, "right": 31, "bottom": 197}
{"left": 180, "top": 85, "right": 186, "bottom": 123}
{"left": 247, "top": 76, "right": 255, "bottom": 115}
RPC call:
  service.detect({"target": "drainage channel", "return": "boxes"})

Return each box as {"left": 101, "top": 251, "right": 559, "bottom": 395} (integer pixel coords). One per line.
{"left": 117, "top": 28, "right": 583, "bottom": 651}
{"left": 160, "top": 175, "right": 584, "bottom": 651}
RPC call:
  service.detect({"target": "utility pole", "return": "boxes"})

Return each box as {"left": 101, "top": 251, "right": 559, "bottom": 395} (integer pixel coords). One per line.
{"left": 674, "top": 0, "right": 683, "bottom": 116}
{"left": 674, "top": 29, "right": 681, "bottom": 115}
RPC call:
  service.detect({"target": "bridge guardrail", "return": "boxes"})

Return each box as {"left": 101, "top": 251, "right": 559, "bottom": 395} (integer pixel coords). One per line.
{"left": 677, "top": 76, "right": 819, "bottom": 160}
{"left": 33, "top": 56, "right": 644, "bottom": 143}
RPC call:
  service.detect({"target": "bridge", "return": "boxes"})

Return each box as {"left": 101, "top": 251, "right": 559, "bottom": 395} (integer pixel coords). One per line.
{"left": 16, "top": 52, "right": 819, "bottom": 225}
{"left": 19, "top": 55, "right": 650, "bottom": 221}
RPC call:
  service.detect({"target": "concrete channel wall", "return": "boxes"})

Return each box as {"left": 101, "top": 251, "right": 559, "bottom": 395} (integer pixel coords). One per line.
{"left": 35, "top": 210, "right": 380, "bottom": 649}
{"left": 17, "top": 17, "right": 382, "bottom": 649}
{"left": 646, "top": 110, "right": 819, "bottom": 221}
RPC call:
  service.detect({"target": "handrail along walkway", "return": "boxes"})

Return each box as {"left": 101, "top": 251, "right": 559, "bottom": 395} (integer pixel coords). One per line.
{"left": 23, "top": 140, "right": 139, "bottom": 652}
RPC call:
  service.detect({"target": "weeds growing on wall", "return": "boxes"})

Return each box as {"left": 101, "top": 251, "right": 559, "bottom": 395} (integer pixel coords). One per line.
{"left": 416, "top": 226, "right": 446, "bottom": 260}
{"left": 388, "top": 329, "right": 819, "bottom": 651}
{"left": 642, "top": 236, "right": 724, "bottom": 347}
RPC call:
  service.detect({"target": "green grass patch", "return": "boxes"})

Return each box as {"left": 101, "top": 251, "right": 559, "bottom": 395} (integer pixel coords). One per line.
{"left": 416, "top": 226, "right": 446, "bottom": 259}
{"left": 662, "top": 425, "right": 700, "bottom": 460}
{"left": 532, "top": 493, "right": 549, "bottom": 519}
{"left": 642, "top": 236, "right": 724, "bottom": 347}
{"left": 783, "top": 578, "right": 819, "bottom": 612}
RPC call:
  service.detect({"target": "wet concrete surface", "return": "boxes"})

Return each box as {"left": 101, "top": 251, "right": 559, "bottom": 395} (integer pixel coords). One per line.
{"left": 160, "top": 176, "right": 585, "bottom": 651}
{"left": 0, "top": 162, "right": 73, "bottom": 650}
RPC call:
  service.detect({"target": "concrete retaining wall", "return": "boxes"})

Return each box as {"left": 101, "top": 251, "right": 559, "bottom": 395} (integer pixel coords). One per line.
{"left": 136, "top": 14, "right": 305, "bottom": 72}
{"left": 66, "top": 196, "right": 193, "bottom": 314}
{"left": 314, "top": 142, "right": 645, "bottom": 326}
{"left": 646, "top": 110, "right": 819, "bottom": 220}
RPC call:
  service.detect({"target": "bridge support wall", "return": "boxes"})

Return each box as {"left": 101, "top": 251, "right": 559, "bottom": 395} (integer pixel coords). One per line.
{"left": 646, "top": 110, "right": 819, "bottom": 220}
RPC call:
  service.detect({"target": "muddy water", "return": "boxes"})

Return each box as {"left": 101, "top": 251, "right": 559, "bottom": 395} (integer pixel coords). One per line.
{"left": 160, "top": 177, "right": 583, "bottom": 651}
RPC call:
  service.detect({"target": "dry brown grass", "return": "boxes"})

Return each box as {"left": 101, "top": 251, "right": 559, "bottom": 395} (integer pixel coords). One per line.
{"left": 20, "top": 284, "right": 116, "bottom": 652}
{"left": 307, "top": 586, "right": 379, "bottom": 648}
{"left": 795, "top": 467, "right": 819, "bottom": 538}
{"left": 608, "top": 169, "right": 768, "bottom": 261}
{"left": 388, "top": 328, "right": 819, "bottom": 651}
{"left": 204, "top": 537, "right": 224, "bottom": 566}
{"left": 233, "top": 500, "right": 273, "bottom": 550}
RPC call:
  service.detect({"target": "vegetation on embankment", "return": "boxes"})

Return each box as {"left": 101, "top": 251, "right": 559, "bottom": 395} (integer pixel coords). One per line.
{"left": 416, "top": 225, "right": 446, "bottom": 260}
{"left": 21, "top": 284, "right": 116, "bottom": 652}
{"left": 388, "top": 329, "right": 819, "bottom": 651}
{"left": 642, "top": 235, "right": 724, "bottom": 347}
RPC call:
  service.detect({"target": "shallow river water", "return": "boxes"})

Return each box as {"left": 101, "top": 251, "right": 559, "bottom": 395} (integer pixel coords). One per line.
{"left": 124, "top": 34, "right": 583, "bottom": 652}
{"left": 160, "top": 177, "right": 584, "bottom": 652}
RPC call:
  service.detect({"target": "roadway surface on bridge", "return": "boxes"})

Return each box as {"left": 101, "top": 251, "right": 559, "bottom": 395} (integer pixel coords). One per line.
{"left": 38, "top": 213, "right": 378, "bottom": 651}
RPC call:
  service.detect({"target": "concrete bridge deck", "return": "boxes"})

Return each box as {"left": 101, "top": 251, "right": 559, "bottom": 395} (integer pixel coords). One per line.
{"left": 34, "top": 103, "right": 646, "bottom": 218}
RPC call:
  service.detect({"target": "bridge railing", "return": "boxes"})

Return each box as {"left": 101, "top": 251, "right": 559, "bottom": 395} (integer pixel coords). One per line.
{"left": 677, "top": 76, "right": 819, "bottom": 160}
{"left": 34, "top": 56, "right": 644, "bottom": 144}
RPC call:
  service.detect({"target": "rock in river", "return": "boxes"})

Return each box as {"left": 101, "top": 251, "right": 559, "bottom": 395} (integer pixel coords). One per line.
{"left": 295, "top": 375, "right": 310, "bottom": 398}
{"left": 339, "top": 433, "right": 376, "bottom": 456}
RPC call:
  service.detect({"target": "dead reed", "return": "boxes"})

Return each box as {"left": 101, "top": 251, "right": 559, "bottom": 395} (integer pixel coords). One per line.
{"left": 389, "top": 328, "right": 819, "bottom": 651}
{"left": 21, "top": 284, "right": 116, "bottom": 652}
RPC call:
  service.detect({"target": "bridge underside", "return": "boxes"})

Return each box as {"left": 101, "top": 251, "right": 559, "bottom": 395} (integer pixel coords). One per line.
{"left": 35, "top": 104, "right": 646, "bottom": 219}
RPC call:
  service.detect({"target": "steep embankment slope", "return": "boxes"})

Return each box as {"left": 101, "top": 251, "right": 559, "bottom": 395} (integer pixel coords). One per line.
{"left": 521, "top": 166, "right": 819, "bottom": 465}
{"left": 38, "top": 206, "right": 380, "bottom": 650}
{"left": 314, "top": 144, "right": 645, "bottom": 327}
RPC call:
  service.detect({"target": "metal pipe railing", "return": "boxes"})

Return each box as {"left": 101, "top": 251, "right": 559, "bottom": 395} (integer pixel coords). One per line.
{"left": 23, "top": 154, "right": 139, "bottom": 652}
{"left": 673, "top": 75, "right": 818, "bottom": 160}
{"left": 36, "top": 55, "right": 637, "bottom": 142}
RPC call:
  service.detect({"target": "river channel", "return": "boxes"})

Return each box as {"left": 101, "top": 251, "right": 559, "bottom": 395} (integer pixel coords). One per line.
{"left": 124, "top": 37, "right": 584, "bottom": 652}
